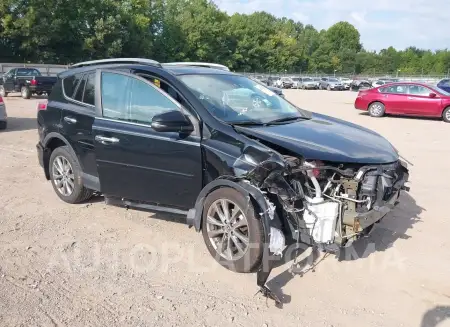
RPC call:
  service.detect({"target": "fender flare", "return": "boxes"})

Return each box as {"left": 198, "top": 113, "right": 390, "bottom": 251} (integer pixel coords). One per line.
{"left": 41, "top": 133, "right": 77, "bottom": 179}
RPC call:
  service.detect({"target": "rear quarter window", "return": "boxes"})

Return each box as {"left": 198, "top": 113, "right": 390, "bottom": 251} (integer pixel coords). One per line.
{"left": 63, "top": 73, "right": 83, "bottom": 98}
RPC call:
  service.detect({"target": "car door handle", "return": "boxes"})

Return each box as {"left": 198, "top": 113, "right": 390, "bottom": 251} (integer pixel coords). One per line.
{"left": 64, "top": 116, "right": 77, "bottom": 124}
{"left": 95, "top": 135, "right": 120, "bottom": 144}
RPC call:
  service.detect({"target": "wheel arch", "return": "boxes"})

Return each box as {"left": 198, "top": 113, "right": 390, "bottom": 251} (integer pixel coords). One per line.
{"left": 42, "top": 133, "right": 76, "bottom": 180}
{"left": 442, "top": 105, "right": 450, "bottom": 122}
{"left": 368, "top": 100, "right": 385, "bottom": 110}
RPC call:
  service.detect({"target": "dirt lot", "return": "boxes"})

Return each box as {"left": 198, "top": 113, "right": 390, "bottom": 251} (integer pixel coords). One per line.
{"left": 1, "top": 90, "right": 449, "bottom": 327}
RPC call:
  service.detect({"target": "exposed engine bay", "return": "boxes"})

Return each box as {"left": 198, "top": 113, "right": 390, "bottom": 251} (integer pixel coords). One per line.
{"left": 238, "top": 150, "right": 410, "bottom": 251}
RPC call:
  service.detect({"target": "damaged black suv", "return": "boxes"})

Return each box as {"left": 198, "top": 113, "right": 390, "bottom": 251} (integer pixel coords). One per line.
{"left": 37, "top": 59, "right": 409, "bottom": 299}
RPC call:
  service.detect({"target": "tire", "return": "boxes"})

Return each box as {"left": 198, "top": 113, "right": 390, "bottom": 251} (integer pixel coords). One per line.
{"left": 202, "top": 188, "right": 264, "bottom": 273}
{"left": 0, "top": 86, "right": 7, "bottom": 97}
{"left": 443, "top": 107, "right": 450, "bottom": 123}
{"left": 0, "top": 121, "right": 6, "bottom": 130}
{"left": 49, "top": 146, "right": 93, "bottom": 204}
{"left": 21, "top": 86, "right": 31, "bottom": 99}
{"left": 327, "top": 85, "right": 331, "bottom": 91}
{"left": 368, "top": 101, "right": 385, "bottom": 117}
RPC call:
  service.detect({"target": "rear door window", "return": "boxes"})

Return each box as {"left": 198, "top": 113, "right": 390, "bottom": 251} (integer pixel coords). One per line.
{"left": 83, "top": 73, "right": 95, "bottom": 105}
{"left": 74, "top": 75, "right": 87, "bottom": 102}
{"left": 384, "top": 84, "right": 408, "bottom": 94}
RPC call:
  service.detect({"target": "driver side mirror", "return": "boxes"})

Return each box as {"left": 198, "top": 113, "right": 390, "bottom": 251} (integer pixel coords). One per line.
{"left": 151, "top": 110, "right": 194, "bottom": 133}
{"left": 429, "top": 92, "right": 437, "bottom": 98}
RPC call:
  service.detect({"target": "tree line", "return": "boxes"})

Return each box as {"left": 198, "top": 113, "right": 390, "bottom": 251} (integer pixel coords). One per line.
{"left": 1, "top": 0, "right": 449, "bottom": 75}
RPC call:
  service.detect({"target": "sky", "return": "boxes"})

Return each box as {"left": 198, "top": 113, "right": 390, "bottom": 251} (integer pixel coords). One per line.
{"left": 214, "top": 0, "right": 450, "bottom": 51}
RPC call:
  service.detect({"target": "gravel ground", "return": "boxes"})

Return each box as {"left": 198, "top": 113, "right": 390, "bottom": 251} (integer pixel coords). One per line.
{"left": 0, "top": 90, "right": 449, "bottom": 327}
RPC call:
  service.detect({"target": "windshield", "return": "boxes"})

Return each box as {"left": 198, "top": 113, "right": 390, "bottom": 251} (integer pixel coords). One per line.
{"left": 179, "top": 74, "right": 311, "bottom": 124}
{"left": 329, "top": 78, "right": 339, "bottom": 82}
{"left": 292, "top": 78, "right": 300, "bottom": 81}
{"left": 303, "top": 78, "right": 312, "bottom": 82}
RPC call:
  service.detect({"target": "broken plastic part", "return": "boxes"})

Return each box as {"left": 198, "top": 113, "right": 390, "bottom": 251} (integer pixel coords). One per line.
{"left": 269, "top": 227, "right": 286, "bottom": 256}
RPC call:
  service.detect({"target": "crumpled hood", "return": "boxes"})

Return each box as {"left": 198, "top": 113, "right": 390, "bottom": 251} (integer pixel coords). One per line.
{"left": 234, "top": 113, "right": 399, "bottom": 164}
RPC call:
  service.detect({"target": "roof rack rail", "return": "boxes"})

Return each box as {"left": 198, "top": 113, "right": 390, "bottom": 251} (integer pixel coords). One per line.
{"left": 70, "top": 58, "right": 161, "bottom": 69}
{"left": 163, "top": 62, "right": 230, "bottom": 71}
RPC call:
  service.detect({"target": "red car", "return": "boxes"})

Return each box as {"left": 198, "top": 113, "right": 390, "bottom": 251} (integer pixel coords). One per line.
{"left": 354, "top": 82, "right": 450, "bottom": 122}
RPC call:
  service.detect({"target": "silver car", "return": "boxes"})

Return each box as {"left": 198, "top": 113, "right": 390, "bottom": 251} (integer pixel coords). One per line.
{"left": 299, "top": 77, "right": 318, "bottom": 89}
{"left": 0, "top": 96, "right": 6, "bottom": 130}
{"left": 319, "top": 77, "right": 344, "bottom": 91}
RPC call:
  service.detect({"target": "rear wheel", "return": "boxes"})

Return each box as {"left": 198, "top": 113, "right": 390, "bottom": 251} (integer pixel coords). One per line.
{"left": 49, "top": 146, "right": 93, "bottom": 204}
{"left": 368, "top": 102, "right": 385, "bottom": 117}
{"left": 0, "top": 86, "right": 7, "bottom": 97}
{"left": 443, "top": 107, "right": 450, "bottom": 123}
{"left": 202, "top": 188, "right": 264, "bottom": 273}
{"left": 21, "top": 86, "right": 31, "bottom": 99}
{"left": 0, "top": 121, "right": 6, "bottom": 130}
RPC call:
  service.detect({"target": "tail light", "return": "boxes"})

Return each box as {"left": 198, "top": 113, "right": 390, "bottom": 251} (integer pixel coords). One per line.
{"left": 0, "top": 96, "right": 3, "bottom": 104}
{"left": 37, "top": 101, "right": 47, "bottom": 111}
{"left": 31, "top": 79, "right": 37, "bottom": 86}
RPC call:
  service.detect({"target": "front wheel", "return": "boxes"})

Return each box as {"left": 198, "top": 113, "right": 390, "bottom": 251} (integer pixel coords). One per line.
{"left": 443, "top": 107, "right": 450, "bottom": 123}
{"left": 49, "top": 146, "right": 93, "bottom": 204}
{"left": 21, "top": 86, "right": 31, "bottom": 99}
{"left": 202, "top": 188, "right": 264, "bottom": 273}
{"left": 327, "top": 85, "right": 331, "bottom": 91}
{"left": 368, "top": 102, "right": 385, "bottom": 117}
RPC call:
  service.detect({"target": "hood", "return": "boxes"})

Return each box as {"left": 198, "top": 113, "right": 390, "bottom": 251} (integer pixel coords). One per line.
{"left": 234, "top": 113, "right": 399, "bottom": 164}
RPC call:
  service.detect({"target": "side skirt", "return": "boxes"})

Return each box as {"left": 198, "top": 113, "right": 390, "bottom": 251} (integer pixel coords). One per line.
{"left": 104, "top": 196, "right": 189, "bottom": 218}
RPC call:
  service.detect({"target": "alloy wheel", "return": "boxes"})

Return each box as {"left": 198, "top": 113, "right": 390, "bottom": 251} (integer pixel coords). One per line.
{"left": 52, "top": 156, "right": 75, "bottom": 196}
{"left": 446, "top": 110, "right": 450, "bottom": 121}
{"left": 206, "top": 199, "right": 249, "bottom": 261}
{"left": 370, "top": 103, "right": 383, "bottom": 116}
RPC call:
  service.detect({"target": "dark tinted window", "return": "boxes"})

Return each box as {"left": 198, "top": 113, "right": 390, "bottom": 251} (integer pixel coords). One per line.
{"left": 83, "top": 73, "right": 95, "bottom": 105}
{"left": 63, "top": 73, "right": 83, "bottom": 98}
{"left": 74, "top": 75, "right": 87, "bottom": 102}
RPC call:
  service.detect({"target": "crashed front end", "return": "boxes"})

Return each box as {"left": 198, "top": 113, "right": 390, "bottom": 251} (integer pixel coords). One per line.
{"left": 232, "top": 147, "right": 409, "bottom": 300}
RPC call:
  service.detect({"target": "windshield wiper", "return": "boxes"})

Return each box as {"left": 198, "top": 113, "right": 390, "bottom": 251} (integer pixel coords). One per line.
{"left": 266, "top": 116, "right": 308, "bottom": 125}
{"left": 231, "top": 121, "right": 266, "bottom": 126}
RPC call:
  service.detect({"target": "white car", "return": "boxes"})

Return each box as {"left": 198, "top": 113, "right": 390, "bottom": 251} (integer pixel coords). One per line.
{"left": 340, "top": 78, "right": 353, "bottom": 90}
{"left": 0, "top": 95, "right": 7, "bottom": 130}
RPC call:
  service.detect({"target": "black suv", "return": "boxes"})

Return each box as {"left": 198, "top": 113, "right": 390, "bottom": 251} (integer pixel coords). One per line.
{"left": 37, "top": 58, "right": 409, "bottom": 299}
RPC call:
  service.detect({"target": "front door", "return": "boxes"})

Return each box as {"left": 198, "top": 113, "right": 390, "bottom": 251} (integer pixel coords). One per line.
{"left": 93, "top": 70, "right": 202, "bottom": 209}
{"left": 407, "top": 84, "right": 442, "bottom": 116}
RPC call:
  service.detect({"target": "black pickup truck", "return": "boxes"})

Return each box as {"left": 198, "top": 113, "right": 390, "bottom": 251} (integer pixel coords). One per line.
{"left": 0, "top": 68, "right": 57, "bottom": 99}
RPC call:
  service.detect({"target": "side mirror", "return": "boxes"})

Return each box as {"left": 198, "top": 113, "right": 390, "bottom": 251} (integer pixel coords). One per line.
{"left": 151, "top": 110, "right": 194, "bottom": 133}
{"left": 429, "top": 92, "right": 437, "bottom": 98}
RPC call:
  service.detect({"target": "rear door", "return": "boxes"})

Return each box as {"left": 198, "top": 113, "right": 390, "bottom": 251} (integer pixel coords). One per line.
{"left": 407, "top": 85, "right": 442, "bottom": 116}
{"left": 93, "top": 70, "right": 202, "bottom": 209}
{"left": 59, "top": 72, "right": 99, "bottom": 185}
{"left": 380, "top": 84, "right": 410, "bottom": 114}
